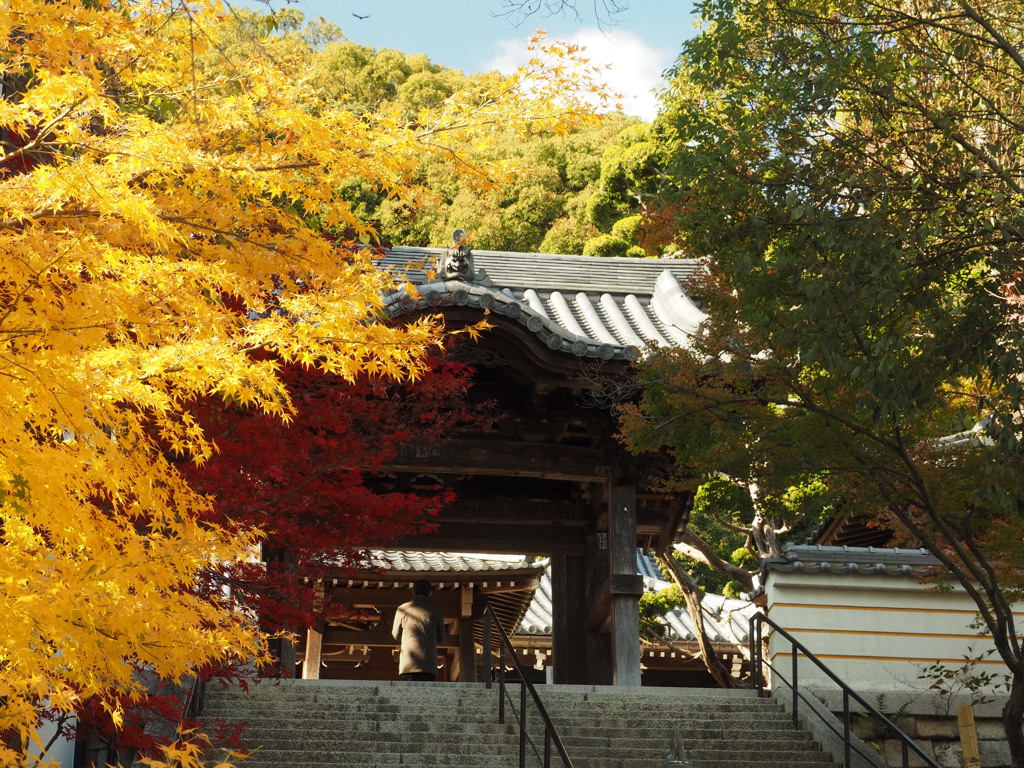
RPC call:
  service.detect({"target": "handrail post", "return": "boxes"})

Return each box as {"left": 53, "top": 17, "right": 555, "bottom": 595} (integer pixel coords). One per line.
{"left": 499, "top": 637, "right": 507, "bottom": 724}
{"left": 484, "top": 611, "right": 493, "bottom": 691}
{"left": 843, "top": 690, "right": 851, "bottom": 768}
{"left": 757, "top": 610, "right": 941, "bottom": 768}
{"left": 519, "top": 681, "right": 527, "bottom": 768}
{"left": 791, "top": 646, "right": 799, "bottom": 728}
{"left": 482, "top": 602, "right": 575, "bottom": 768}
{"left": 754, "top": 617, "right": 764, "bottom": 696}
{"left": 749, "top": 616, "right": 757, "bottom": 694}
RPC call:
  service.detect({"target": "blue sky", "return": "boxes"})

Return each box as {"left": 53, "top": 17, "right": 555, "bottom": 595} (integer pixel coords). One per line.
{"left": 244, "top": 1, "right": 701, "bottom": 120}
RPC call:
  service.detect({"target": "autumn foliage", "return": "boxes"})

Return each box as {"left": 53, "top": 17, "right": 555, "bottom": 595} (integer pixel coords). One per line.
{"left": 0, "top": 0, "right": 605, "bottom": 765}
{"left": 184, "top": 355, "right": 482, "bottom": 633}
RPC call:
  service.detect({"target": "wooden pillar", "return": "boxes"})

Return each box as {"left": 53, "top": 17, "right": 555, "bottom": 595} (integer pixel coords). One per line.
{"left": 584, "top": 528, "right": 613, "bottom": 685}
{"left": 278, "top": 636, "right": 297, "bottom": 677}
{"left": 552, "top": 553, "right": 588, "bottom": 684}
{"left": 609, "top": 484, "right": 642, "bottom": 686}
{"left": 301, "top": 624, "right": 323, "bottom": 680}
{"left": 457, "top": 586, "right": 477, "bottom": 682}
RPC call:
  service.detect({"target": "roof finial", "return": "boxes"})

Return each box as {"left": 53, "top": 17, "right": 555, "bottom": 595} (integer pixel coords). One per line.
{"left": 437, "top": 228, "right": 476, "bottom": 282}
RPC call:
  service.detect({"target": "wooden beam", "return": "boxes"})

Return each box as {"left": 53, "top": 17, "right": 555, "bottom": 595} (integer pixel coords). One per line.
{"left": 323, "top": 626, "right": 460, "bottom": 649}
{"left": 609, "top": 484, "right": 641, "bottom": 686}
{"left": 434, "top": 498, "right": 588, "bottom": 526}
{"left": 392, "top": 524, "right": 586, "bottom": 555}
{"left": 301, "top": 625, "right": 323, "bottom": 680}
{"left": 655, "top": 493, "right": 693, "bottom": 554}
{"left": 585, "top": 574, "right": 644, "bottom": 633}
{"left": 320, "top": 585, "right": 536, "bottom": 609}
{"left": 552, "top": 554, "right": 588, "bottom": 684}
{"left": 457, "top": 618, "right": 477, "bottom": 683}
{"left": 385, "top": 439, "right": 613, "bottom": 482}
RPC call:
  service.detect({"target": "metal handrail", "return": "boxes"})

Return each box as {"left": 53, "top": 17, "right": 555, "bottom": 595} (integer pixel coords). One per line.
{"left": 180, "top": 673, "right": 203, "bottom": 723}
{"left": 750, "top": 613, "right": 940, "bottom": 768}
{"left": 483, "top": 603, "right": 574, "bottom": 768}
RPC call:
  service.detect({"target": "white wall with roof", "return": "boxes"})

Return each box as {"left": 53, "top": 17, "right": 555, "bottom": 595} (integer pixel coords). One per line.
{"left": 763, "top": 546, "right": 1010, "bottom": 694}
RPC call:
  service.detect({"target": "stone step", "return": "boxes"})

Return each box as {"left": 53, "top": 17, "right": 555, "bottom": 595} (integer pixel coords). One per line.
{"left": 233, "top": 727, "right": 517, "bottom": 744}
{"left": 544, "top": 713, "right": 795, "bottom": 730}
{"left": 200, "top": 708, "right": 503, "bottom": 720}
{"left": 228, "top": 749, "right": 519, "bottom": 767}
{"left": 227, "top": 759, "right": 519, "bottom": 768}
{"left": 216, "top": 696, "right": 779, "bottom": 713}
{"left": 200, "top": 680, "right": 840, "bottom": 768}
{"left": 687, "top": 747, "right": 835, "bottom": 763}
{"left": 559, "top": 733, "right": 814, "bottom": 750}
{"left": 204, "top": 682, "right": 768, "bottom": 703}
{"left": 246, "top": 735, "right": 520, "bottom": 752}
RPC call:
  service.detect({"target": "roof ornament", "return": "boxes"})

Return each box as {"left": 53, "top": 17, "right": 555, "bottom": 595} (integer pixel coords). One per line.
{"left": 437, "top": 228, "right": 479, "bottom": 282}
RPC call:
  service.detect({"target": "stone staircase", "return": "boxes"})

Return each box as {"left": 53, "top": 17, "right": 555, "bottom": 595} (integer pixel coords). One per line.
{"left": 199, "top": 679, "right": 840, "bottom": 768}
{"left": 537, "top": 686, "right": 838, "bottom": 768}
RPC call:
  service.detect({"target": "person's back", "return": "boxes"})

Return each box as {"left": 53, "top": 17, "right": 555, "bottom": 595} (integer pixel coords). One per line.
{"left": 392, "top": 580, "right": 445, "bottom": 681}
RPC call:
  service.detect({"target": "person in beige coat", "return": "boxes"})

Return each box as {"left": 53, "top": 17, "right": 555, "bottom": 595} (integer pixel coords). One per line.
{"left": 392, "top": 579, "right": 445, "bottom": 681}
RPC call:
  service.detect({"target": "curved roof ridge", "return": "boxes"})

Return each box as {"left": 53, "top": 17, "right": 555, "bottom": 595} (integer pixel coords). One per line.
{"left": 377, "top": 246, "right": 706, "bottom": 361}
{"left": 653, "top": 270, "right": 708, "bottom": 340}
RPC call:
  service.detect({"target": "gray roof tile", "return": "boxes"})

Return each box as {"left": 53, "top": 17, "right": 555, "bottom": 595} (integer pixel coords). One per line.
{"left": 361, "top": 551, "right": 539, "bottom": 573}
{"left": 376, "top": 247, "right": 707, "bottom": 361}
{"left": 518, "top": 550, "right": 756, "bottom": 643}
{"left": 762, "top": 544, "right": 940, "bottom": 577}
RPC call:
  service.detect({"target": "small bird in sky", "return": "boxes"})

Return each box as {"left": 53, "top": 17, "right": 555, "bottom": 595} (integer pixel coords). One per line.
{"left": 352, "top": 13, "right": 369, "bottom": 19}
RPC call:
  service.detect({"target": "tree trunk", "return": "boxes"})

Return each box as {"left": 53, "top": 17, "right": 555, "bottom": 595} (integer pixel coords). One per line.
{"left": 674, "top": 530, "right": 756, "bottom": 592}
{"left": 1003, "top": 669, "right": 1024, "bottom": 768}
{"left": 655, "top": 549, "right": 748, "bottom": 689}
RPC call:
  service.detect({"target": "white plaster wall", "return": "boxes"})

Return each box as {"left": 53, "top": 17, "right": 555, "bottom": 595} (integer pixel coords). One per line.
{"left": 31, "top": 714, "right": 76, "bottom": 767}
{"left": 764, "top": 570, "right": 1010, "bottom": 694}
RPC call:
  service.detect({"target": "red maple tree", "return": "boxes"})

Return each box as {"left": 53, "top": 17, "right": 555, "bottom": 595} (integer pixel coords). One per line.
{"left": 70, "top": 351, "right": 484, "bottom": 759}
{"left": 183, "top": 353, "right": 483, "bottom": 631}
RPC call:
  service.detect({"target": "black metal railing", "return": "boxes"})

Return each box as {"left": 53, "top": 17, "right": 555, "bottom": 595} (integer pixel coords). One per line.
{"left": 750, "top": 612, "right": 940, "bottom": 768}
{"left": 483, "top": 603, "right": 574, "bottom": 768}
{"left": 180, "top": 673, "right": 203, "bottom": 722}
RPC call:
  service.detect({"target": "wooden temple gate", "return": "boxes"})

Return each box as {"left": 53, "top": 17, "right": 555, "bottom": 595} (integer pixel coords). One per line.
{"left": 296, "top": 239, "right": 707, "bottom": 686}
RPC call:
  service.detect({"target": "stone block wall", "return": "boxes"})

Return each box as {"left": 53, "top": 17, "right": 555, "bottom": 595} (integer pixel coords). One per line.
{"left": 812, "top": 690, "right": 1010, "bottom": 768}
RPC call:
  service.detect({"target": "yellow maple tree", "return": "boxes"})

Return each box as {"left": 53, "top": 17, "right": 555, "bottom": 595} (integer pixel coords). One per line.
{"left": 0, "top": 1, "right": 608, "bottom": 765}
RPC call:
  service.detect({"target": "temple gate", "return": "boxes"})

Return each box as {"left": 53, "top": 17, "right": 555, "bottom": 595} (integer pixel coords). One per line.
{"left": 298, "top": 238, "right": 708, "bottom": 686}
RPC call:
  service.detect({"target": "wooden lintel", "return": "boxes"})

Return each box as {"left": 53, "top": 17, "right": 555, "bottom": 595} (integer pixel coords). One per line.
{"left": 392, "top": 524, "right": 586, "bottom": 555}
{"left": 434, "top": 497, "right": 588, "bottom": 526}
{"left": 655, "top": 492, "right": 693, "bottom": 554}
{"left": 385, "top": 439, "right": 613, "bottom": 482}
{"left": 324, "top": 625, "right": 459, "bottom": 649}
{"left": 321, "top": 584, "right": 537, "bottom": 610}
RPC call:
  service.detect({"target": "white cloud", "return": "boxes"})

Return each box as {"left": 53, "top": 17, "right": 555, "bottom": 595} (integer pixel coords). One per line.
{"left": 485, "top": 27, "right": 671, "bottom": 123}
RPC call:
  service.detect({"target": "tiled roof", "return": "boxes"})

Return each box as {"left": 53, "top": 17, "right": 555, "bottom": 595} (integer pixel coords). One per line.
{"left": 762, "top": 544, "right": 940, "bottom": 577}
{"left": 376, "top": 247, "right": 707, "bottom": 362}
{"left": 518, "top": 550, "right": 757, "bottom": 644}
{"left": 360, "top": 550, "right": 541, "bottom": 573}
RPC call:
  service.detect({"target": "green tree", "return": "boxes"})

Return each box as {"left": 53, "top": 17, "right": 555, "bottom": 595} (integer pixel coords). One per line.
{"left": 621, "top": 0, "right": 1024, "bottom": 760}
{"left": 381, "top": 113, "right": 637, "bottom": 252}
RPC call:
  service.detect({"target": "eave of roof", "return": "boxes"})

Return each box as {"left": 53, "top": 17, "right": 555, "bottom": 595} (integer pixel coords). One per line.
{"left": 361, "top": 550, "right": 543, "bottom": 574}
{"left": 376, "top": 247, "right": 707, "bottom": 362}
{"left": 762, "top": 544, "right": 940, "bottom": 578}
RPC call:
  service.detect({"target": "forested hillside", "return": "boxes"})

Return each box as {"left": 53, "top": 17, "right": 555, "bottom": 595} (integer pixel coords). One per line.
{"left": 241, "top": 8, "right": 668, "bottom": 255}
